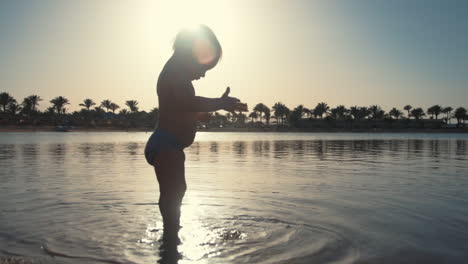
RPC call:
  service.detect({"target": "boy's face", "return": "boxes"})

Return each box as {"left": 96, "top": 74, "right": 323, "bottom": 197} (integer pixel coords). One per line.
{"left": 190, "top": 38, "right": 216, "bottom": 80}
{"left": 191, "top": 64, "right": 209, "bottom": 80}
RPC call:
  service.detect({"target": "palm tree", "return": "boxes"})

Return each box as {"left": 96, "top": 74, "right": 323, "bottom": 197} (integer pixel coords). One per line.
{"left": 0, "top": 92, "right": 16, "bottom": 112}
{"left": 110, "top": 103, "right": 120, "bottom": 113}
{"left": 50, "top": 96, "right": 70, "bottom": 114}
{"left": 453, "top": 107, "right": 467, "bottom": 126}
{"left": 264, "top": 107, "right": 271, "bottom": 125}
{"left": 336, "top": 105, "right": 349, "bottom": 119}
{"left": 27, "top": 95, "right": 42, "bottom": 111}
{"left": 253, "top": 103, "right": 268, "bottom": 123}
{"left": 313, "top": 102, "right": 330, "bottom": 118}
{"left": 79, "top": 98, "right": 96, "bottom": 110}
{"left": 329, "top": 105, "right": 348, "bottom": 120}
{"left": 282, "top": 106, "right": 290, "bottom": 124}
{"left": 272, "top": 102, "right": 289, "bottom": 124}
{"left": 442, "top": 106, "right": 453, "bottom": 123}
{"left": 125, "top": 100, "right": 139, "bottom": 113}
{"left": 311, "top": 108, "right": 320, "bottom": 119}
{"left": 350, "top": 106, "right": 360, "bottom": 120}
{"left": 329, "top": 108, "right": 339, "bottom": 119}
{"left": 119, "top": 109, "right": 129, "bottom": 115}
{"left": 427, "top": 106, "right": 434, "bottom": 119}
{"left": 293, "top": 105, "right": 307, "bottom": 119}
{"left": 359, "top": 106, "right": 371, "bottom": 119}
{"left": 21, "top": 95, "right": 42, "bottom": 114}
{"left": 248, "top": 111, "right": 258, "bottom": 123}
{"left": 389, "top": 108, "right": 403, "bottom": 119}
{"left": 410, "top": 107, "right": 426, "bottom": 120}
{"left": 7, "top": 102, "right": 22, "bottom": 120}
{"left": 404, "top": 105, "right": 412, "bottom": 119}
{"left": 94, "top": 106, "right": 105, "bottom": 113}
{"left": 272, "top": 102, "right": 283, "bottom": 124}
{"left": 428, "top": 105, "right": 442, "bottom": 120}
{"left": 288, "top": 105, "right": 306, "bottom": 126}
{"left": 349, "top": 106, "right": 370, "bottom": 120}
{"left": 427, "top": 105, "right": 442, "bottom": 119}
{"left": 369, "top": 105, "right": 385, "bottom": 120}
{"left": 21, "top": 97, "right": 33, "bottom": 114}
{"left": 100, "top": 99, "right": 112, "bottom": 112}
{"left": 7, "top": 100, "right": 21, "bottom": 115}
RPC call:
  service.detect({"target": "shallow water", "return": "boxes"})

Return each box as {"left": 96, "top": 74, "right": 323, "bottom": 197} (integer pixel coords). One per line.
{"left": 1, "top": 132, "right": 467, "bottom": 263}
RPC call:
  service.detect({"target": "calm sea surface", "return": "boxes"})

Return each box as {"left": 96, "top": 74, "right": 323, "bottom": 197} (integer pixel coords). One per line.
{"left": 1, "top": 132, "right": 467, "bottom": 264}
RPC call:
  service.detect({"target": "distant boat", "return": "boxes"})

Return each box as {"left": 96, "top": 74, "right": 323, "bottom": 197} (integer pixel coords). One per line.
{"left": 54, "top": 125, "right": 70, "bottom": 132}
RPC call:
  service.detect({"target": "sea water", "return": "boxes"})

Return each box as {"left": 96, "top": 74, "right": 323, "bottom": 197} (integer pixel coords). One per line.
{"left": 1, "top": 132, "right": 467, "bottom": 263}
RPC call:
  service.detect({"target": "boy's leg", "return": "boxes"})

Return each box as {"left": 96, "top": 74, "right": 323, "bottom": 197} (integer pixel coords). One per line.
{"left": 153, "top": 149, "right": 186, "bottom": 237}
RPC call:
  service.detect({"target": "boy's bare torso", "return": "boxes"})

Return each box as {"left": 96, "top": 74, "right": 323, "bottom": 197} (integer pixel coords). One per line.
{"left": 157, "top": 59, "right": 198, "bottom": 148}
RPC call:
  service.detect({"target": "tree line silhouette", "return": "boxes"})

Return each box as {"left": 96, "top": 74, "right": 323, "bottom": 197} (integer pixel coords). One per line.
{"left": 0, "top": 92, "right": 467, "bottom": 130}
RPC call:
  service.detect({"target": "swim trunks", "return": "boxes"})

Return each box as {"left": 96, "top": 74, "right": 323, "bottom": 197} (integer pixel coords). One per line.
{"left": 144, "top": 129, "right": 184, "bottom": 165}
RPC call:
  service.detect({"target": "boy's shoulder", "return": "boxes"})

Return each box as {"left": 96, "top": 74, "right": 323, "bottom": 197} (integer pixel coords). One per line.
{"left": 157, "top": 62, "right": 193, "bottom": 95}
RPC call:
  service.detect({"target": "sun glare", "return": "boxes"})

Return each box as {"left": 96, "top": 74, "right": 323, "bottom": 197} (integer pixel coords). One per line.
{"left": 153, "top": 0, "right": 236, "bottom": 43}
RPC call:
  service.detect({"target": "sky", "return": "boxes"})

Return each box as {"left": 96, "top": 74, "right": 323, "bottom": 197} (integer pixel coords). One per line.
{"left": 1, "top": 0, "right": 467, "bottom": 113}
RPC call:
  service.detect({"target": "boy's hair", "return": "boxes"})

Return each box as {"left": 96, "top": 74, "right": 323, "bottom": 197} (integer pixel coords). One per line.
{"left": 173, "top": 24, "right": 222, "bottom": 69}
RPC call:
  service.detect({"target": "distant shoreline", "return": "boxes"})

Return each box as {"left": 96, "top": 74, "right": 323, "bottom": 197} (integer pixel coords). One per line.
{"left": 0, "top": 125, "right": 467, "bottom": 133}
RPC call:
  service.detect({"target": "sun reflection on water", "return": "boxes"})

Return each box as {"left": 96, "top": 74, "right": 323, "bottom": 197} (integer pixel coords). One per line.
{"left": 179, "top": 197, "right": 222, "bottom": 263}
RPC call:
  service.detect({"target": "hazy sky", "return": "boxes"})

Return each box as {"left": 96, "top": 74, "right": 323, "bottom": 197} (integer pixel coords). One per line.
{"left": 1, "top": 0, "right": 467, "bottom": 112}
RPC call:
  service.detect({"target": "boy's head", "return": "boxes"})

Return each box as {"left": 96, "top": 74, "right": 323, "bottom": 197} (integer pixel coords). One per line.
{"left": 173, "top": 24, "right": 222, "bottom": 80}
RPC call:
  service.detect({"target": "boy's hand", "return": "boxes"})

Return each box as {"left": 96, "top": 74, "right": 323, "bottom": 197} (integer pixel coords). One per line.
{"left": 221, "top": 86, "right": 231, "bottom": 98}
{"left": 220, "top": 86, "right": 248, "bottom": 112}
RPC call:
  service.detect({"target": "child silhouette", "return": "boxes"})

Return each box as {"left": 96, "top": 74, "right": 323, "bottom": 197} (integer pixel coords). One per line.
{"left": 144, "top": 25, "right": 247, "bottom": 243}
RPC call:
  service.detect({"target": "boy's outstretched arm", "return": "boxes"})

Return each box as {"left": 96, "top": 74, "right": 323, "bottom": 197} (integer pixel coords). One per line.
{"left": 173, "top": 84, "right": 246, "bottom": 113}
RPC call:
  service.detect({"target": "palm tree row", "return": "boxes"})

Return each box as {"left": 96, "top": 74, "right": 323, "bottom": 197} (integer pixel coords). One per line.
{"left": 1, "top": 91, "right": 467, "bottom": 128}
{"left": 0, "top": 92, "right": 158, "bottom": 129}
{"left": 0, "top": 92, "right": 142, "bottom": 116}
{"left": 251, "top": 102, "right": 464, "bottom": 122}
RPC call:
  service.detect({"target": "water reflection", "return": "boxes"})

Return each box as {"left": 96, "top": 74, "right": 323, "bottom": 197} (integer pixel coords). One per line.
{"left": 253, "top": 141, "right": 271, "bottom": 157}
{"left": 311, "top": 141, "right": 324, "bottom": 161}
{"left": 6, "top": 138, "right": 464, "bottom": 169}
{"left": 232, "top": 141, "right": 246, "bottom": 157}
{"left": 78, "top": 143, "right": 93, "bottom": 158}
{"left": 180, "top": 139, "right": 466, "bottom": 160}
{"left": 1, "top": 133, "right": 467, "bottom": 264}
{"left": 49, "top": 143, "right": 66, "bottom": 164}
{"left": 188, "top": 139, "right": 468, "bottom": 163}
{"left": 125, "top": 142, "right": 140, "bottom": 156}
{"left": 209, "top": 142, "right": 218, "bottom": 153}
{"left": 21, "top": 144, "right": 39, "bottom": 165}
{"left": 0, "top": 144, "right": 16, "bottom": 160}
{"left": 97, "top": 143, "right": 115, "bottom": 153}
{"left": 273, "top": 141, "right": 289, "bottom": 159}
{"left": 456, "top": 140, "right": 466, "bottom": 156}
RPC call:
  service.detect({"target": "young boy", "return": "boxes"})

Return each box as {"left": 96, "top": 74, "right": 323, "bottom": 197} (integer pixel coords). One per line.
{"left": 144, "top": 25, "right": 247, "bottom": 241}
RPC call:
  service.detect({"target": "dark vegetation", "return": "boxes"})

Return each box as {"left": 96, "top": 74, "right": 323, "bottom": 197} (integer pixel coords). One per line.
{"left": 0, "top": 92, "right": 467, "bottom": 130}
